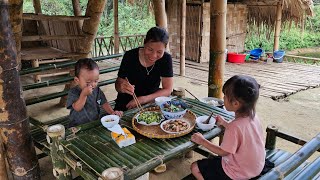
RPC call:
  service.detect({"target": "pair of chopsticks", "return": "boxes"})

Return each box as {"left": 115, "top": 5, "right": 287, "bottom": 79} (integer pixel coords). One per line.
{"left": 125, "top": 77, "right": 143, "bottom": 111}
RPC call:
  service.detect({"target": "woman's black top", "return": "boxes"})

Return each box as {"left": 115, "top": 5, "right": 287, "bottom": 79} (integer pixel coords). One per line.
{"left": 114, "top": 48, "right": 173, "bottom": 111}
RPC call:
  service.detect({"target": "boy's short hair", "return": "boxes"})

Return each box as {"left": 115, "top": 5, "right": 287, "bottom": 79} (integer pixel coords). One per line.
{"left": 75, "top": 58, "right": 99, "bottom": 77}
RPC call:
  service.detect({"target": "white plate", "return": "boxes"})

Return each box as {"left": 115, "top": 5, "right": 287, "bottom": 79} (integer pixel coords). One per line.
{"left": 160, "top": 119, "right": 190, "bottom": 134}
{"left": 200, "top": 97, "right": 224, "bottom": 107}
{"left": 135, "top": 111, "right": 165, "bottom": 126}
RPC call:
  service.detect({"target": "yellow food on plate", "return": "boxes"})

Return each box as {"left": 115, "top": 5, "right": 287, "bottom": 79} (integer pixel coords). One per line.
{"left": 111, "top": 128, "right": 136, "bottom": 148}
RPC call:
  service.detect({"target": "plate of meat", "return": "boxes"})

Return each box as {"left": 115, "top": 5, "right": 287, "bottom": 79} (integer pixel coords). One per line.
{"left": 160, "top": 119, "right": 190, "bottom": 134}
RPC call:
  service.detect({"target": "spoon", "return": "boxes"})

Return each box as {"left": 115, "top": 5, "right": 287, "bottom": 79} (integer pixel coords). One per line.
{"left": 203, "top": 112, "right": 214, "bottom": 124}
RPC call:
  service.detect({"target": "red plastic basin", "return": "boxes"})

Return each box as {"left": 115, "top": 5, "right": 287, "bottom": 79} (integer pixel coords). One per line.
{"left": 227, "top": 53, "right": 246, "bottom": 63}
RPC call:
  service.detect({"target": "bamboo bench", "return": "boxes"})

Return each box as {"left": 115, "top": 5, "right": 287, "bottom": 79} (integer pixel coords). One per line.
{"left": 183, "top": 125, "right": 320, "bottom": 180}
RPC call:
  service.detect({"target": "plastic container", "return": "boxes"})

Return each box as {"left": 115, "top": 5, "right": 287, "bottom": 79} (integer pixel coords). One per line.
{"left": 250, "top": 48, "right": 263, "bottom": 60}
{"left": 273, "top": 50, "right": 285, "bottom": 63}
{"left": 227, "top": 53, "right": 246, "bottom": 63}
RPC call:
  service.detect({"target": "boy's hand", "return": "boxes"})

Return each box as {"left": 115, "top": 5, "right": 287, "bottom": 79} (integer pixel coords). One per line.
{"left": 113, "top": 110, "right": 123, "bottom": 117}
{"left": 216, "top": 115, "right": 228, "bottom": 127}
{"left": 81, "top": 85, "right": 94, "bottom": 96}
{"left": 191, "top": 132, "right": 205, "bottom": 145}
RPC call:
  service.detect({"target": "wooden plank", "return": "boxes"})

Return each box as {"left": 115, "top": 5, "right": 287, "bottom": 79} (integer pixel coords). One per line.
{"left": 22, "top": 35, "right": 86, "bottom": 41}
{"left": 21, "top": 47, "right": 85, "bottom": 60}
{"left": 23, "top": 14, "right": 89, "bottom": 21}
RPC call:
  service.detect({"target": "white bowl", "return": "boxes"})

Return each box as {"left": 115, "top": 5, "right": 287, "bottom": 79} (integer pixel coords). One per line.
{"left": 160, "top": 101, "right": 187, "bottom": 119}
{"left": 160, "top": 119, "right": 190, "bottom": 134}
{"left": 196, "top": 115, "right": 216, "bottom": 131}
{"left": 155, "top": 96, "right": 172, "bottom": 106}
{"left": 101, "top": 115, "right": 120, "bottom": 128}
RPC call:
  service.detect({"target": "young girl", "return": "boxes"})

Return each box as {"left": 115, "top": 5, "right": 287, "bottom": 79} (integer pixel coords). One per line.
{"left": 191, "top": 75, "right": 265, "bottom": 180}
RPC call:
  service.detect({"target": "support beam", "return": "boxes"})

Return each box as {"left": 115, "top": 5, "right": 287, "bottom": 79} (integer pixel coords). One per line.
{"left": 152, "top": 0, "right": 168, "bottom": 29}
{"left": 79, "top": 0, "right": 107, "bottom": 57}
{"left": 180, "top": 0, "right": 186, "bottom": 76}
{"left": 208, "top": 0, "right": 226, "bottom": 98}
{"left": 114, "top": 0, "right": 119, "bottom": 54}
{"left": 0, "top": 1, "right": 40, "bottom": 179}
{"left": 72, "top": 0, "right": 83, "bottom": 30}
{"left": 273, "top": 0, "right": 283, "bottom": 52}
{"left": 32, "top": 0, "right": 42, "bottom": 14}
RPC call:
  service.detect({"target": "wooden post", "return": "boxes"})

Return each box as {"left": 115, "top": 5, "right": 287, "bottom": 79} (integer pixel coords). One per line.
{"left": 0, "top": 136, "right": 8, "bottom": 180}
{"left": 72, "top": 0, "right": 83, "bottom": 30}
{"left": 32, "top": 0, "right": 42, "bottom": 14}
{"left": 114, "top": 0, "right": 120, "bottom": 54}
{"left": 47, "top": 125, "right": 72, "bottom": 179}
{"left": 180, "top": 0, "right": 186, "bottom": 76}
{"left": 152, "top": 0, "right": 168, "bottom": 29}
{"left": 208, "top": 0, "right": 226, "bottom": 99}
{"left": 0, "top": 2, "right": 41, "bottom": 179}
{"left": 273, "top": 0, "right": 283, "bottom": 52}
{"left": 79, "top": 0, "right": 107, "bottom": 57}
{"left": 265, "top": 125, "right": 278, "bottom": 150}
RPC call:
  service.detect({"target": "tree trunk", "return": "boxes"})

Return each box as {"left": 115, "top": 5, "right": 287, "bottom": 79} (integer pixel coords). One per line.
{"left": 114, "top": 0, "right": 120, "bottom": 54}
{"left": 0, "top": 1, "right": 41, "bottom": 179}
{"left": 79, "top": 0, "right": 107, "bottom": 57}
{"left": 273, "top": 0, "right": 283, "bottom": 52}
{"left": 208, "top": 0, "right": 226, "bottom": 99}
{"left": 180, "top": 0, "right": 186, "bottom": 76}
{"left": 152, "top": 0, "right": 167, "bottom": 29}
{"left": 7, "top": 0, "right": 23, "bottom": 70}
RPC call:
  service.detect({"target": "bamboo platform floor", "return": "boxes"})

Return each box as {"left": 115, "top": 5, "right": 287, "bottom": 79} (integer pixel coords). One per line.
{"left": 171, "top": 60, "right": 320, "bottom": 100}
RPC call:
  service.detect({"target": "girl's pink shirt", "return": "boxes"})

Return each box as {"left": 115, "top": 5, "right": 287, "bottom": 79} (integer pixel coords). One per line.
{"left": 220, "top": 115, "right": 265, "bottom": 180}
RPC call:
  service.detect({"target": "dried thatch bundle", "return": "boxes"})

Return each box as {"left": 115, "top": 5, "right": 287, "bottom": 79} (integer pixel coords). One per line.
{"left": 245, "top": 0, "right": 314, "bottom": 29}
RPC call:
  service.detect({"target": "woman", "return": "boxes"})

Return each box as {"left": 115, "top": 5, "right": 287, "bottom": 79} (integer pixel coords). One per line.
{"left": 114, "top": 27, "right": 173, "bottom": 111}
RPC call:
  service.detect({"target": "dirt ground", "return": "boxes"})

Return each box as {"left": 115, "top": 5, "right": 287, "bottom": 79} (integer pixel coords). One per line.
{"left": 24, "top": 74, "right": 320, "bottom": 180}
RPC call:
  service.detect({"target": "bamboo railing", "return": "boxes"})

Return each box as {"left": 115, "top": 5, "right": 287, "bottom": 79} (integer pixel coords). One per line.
{"left": 92, "top": 35, "right": 145, "bottom": 57}
{"left": 284, "top": 54, "right": 320, "bottom": 65}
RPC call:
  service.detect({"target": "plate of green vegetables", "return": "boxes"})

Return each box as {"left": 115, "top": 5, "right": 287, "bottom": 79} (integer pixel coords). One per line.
{"left": 135, "top": 111, "right": 165, "bottom": 126}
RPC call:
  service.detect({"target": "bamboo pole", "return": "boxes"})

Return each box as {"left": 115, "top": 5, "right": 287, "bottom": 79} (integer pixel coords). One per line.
{"left": 32, "top": 0, "right": 42, "bottom": 14}
{"left": 79, "top": 0, "right": 107, "bottom": 57}
{"left": 0, "top": 136, "right": 8, "bottom": 180}
{"left": 260, "top": 133, "right": 320, "bottom": 179}
{"left": 180, "top": 0, "right": 186, "bottom": 76}
{"left": 20, "top": 53, "right": 123, "bottom": 75}
{"left": 208, "top": 0, "right": 226, "bottom": 98}
{"left": 72, "top": 0, "right": 83, "bottom": 30}
{"left": 265, "top": 125, "right": 278, "bottom": 150}
{"left": 23, "top": 14, "right": 89, "bottom": 21}
{"left": 22, "top": 35, "right": 86, "bottom": 41}
{"left": 273, "top": 0, "right": 283, "bottom": 52}
{"left": 47, "top": 125, "right": 72, "bottom": 179}
{"left": 0, "top": 2, "right": 41, "bottom": 178}
{"left": 152, "top": 0, "right": 168, "bottom": 29}
{"left": 114, "top": 0, "right": 120, "bottom": 54}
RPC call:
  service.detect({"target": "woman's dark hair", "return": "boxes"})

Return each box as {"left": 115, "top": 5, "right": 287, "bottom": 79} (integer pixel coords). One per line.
{"left": 144, "top": 26, "right": 169, "bottom": 46}
{"left": 74, "top": 58, "right": 99, "bottom": 77}
{"left": 222, "top": 75, "right": 260, "bottom": 119}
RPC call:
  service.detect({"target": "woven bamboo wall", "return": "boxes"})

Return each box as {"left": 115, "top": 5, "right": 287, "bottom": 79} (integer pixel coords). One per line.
{"left": 167, "top": 2, "right": 248, "bottom": 63}
{"left": 226, "top": 4, "right": 247, "bottom": 53}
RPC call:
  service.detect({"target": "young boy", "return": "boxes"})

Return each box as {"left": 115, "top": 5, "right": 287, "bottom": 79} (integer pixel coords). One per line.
{"left": 67, "top": 58, "right": 123, "bottom": 127}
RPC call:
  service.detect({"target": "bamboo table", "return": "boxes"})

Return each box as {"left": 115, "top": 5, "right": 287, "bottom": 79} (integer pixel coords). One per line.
{"left": 32, "top": 98, "right": 234, "bottom": 179}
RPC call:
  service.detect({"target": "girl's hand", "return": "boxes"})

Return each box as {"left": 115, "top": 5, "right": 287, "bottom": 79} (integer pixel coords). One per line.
{"left": 191, "top": 132, "right": 205, "bottom": 145}
{"left": 216, "top": 115, "right": 228, "bottom": 127}
{"left": 113, "top": 111, "right": 123, "bottom": 117}
{"left": 81, "top": 85, "right": 93, "bottom": 96}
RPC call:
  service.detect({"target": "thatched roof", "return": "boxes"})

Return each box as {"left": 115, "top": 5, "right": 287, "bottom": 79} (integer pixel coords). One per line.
{"left": 243, "top": 0, "right": 314, "bottom": 26}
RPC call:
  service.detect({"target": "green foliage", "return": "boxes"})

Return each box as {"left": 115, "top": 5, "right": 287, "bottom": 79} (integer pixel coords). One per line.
{"left": 99, "top": 3, "right": 155, "bottom": 36}
{"left": 306, "top": 5, "right": 320, "bottom": 32}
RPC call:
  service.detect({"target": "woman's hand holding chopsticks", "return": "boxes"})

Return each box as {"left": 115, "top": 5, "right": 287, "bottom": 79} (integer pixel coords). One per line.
{"left": 125, "top": 78, "right": 144, "bottom": 111}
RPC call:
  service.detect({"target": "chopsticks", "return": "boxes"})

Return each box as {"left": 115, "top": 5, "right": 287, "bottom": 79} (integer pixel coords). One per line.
{"left": 125, "top": 77, "right": 143, "bottom": 111}
{"left": 185, "top": 89, "right": 200, "bottom": 101}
